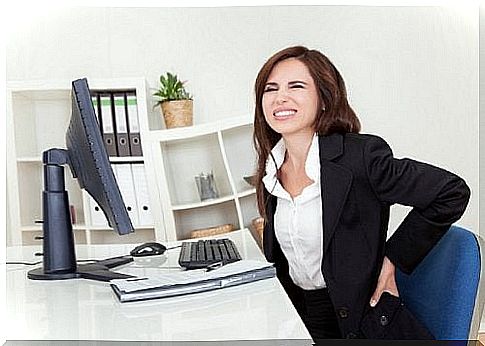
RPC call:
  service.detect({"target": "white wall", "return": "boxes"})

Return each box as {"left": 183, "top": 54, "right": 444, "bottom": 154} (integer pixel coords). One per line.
{"left": 7, "top": 5, "right": 478, "bottom": 236}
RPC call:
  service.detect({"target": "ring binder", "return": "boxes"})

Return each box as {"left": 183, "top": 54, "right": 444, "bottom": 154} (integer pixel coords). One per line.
{"left": 114, "top": 93, "right": 130, "bottom": 157}
{"left": 126, "top": 92, "right": 143, "bottom": 156}
{"left": 131, "top": 163, "right": 153, "bottom": 226}
{"left": 113, "top": 164, "right": 140, "bottom": 226}
{"left": 100, "top": 93, "right": 118, "bottom": 157}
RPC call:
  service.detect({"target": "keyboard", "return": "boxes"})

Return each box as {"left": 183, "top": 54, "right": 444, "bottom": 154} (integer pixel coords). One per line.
{"left": 178, "top": 238, "right": 242, "bottom": 269}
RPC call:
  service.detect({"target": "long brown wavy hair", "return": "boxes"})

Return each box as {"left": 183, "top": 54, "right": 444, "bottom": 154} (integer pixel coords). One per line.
{"left": 253, "top": 46, "right": 361, "bottom": 219}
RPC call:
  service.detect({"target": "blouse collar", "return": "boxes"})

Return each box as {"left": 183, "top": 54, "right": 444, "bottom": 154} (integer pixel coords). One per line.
{"left": 262, "top": 133, "right": 320, "bottom": 195}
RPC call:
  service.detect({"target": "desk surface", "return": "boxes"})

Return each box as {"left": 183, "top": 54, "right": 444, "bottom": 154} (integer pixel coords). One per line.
{"left": 6, "top": 229, "right": 312, "bottom": 342}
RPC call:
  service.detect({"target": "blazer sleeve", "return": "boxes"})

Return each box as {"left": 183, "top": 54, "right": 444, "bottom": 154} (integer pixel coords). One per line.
{"left": 363, "top": 135, "right": 470, "bottom": 274}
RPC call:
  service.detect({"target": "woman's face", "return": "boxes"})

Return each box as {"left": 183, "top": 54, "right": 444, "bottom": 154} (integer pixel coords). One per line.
{"left": 262, "top": 58, "right": 321, "bottom": 137}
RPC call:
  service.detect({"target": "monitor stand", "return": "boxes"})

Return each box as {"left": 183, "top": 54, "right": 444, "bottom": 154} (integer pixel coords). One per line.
{"left": 27, "top": 149, "right": 135, "bottom": 282}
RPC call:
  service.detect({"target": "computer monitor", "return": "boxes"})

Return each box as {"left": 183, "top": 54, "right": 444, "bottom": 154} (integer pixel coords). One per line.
{"left": 28, "top": 78, "right": 135, "bottom": 282}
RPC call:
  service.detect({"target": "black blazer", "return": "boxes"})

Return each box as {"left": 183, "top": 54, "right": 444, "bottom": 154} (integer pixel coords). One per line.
{"left": 263, "top": 133, "right": 470, "bottom": 339}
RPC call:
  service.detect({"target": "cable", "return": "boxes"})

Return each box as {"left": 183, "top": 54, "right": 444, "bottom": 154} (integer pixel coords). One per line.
{"left": 6, "top": 261, "right": 42, "bottom": 266}
{"left": 7, "top": 246, "right": 182, "bottom": 266}
{"left": 7, "top": 258, "right": 99, "bottom": 266}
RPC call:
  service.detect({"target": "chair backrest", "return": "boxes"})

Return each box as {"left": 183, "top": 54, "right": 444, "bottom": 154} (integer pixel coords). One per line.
{"left": 395, "top": 225, "right": 480, "bottom": 340}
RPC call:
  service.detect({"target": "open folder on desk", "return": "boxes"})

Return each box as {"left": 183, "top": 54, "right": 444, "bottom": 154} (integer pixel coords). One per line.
{"left": 110, "top": 260, "right": 276, "bottom": 303}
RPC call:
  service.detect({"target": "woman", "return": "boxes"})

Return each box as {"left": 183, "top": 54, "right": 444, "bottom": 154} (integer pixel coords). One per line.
{"left": 252, "top": 46, "right": 470, "bottom": 340}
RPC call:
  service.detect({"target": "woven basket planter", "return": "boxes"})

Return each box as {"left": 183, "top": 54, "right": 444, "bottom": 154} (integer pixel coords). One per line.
{"left": 161, "top": 100, "right": 193, "bottom": 129}
{"left": 190, "top": 223, "right": 235, "bottom": 239}
{"left": 250, "top": 217, "right": 264, "bottom": 249}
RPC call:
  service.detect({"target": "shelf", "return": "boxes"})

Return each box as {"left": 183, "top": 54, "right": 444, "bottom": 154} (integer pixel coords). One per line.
{"left": 237, "top": 188, "right": 256, "bottom": 198}
{"left": 174, "top": 200, "right": 240, "bottom": 240}
{"left": 8, "top": 79, "right": 259, "bottom": 244}
{"left": 21, "top": 224, "right": 88, "bottom": 232}
{"left": 17, "top": 157, "right": 42, "bottom": 163}
{"left": 9, "top": 88, "right": 70, "bottom": 100}
{"left": 17, "top": 157, "right": 146, "bottom": 170}
{"left": 7, "top": 78, "right": 159, "bottom": 246}
{"left": 160, "top": 134, "right": 233, "bottom": 205}
{"left": 11, "top": 91, "right": 71, "bottom": 157}
{"left": 171, "top": 194, "right": 236, "bottom": 211}
{"left": 21, "top": 229, "right": 88, "bottom": 245}
{"left": 109, "top": 156, "right": 144, "bottom": 163}
{"left": 17, "top": 155, "right": 144, "bottom": 164}
{"left": 149, "top": 115, "right": 252, "bottom": 142}
{"left": 149, "top": 116, "right": 261, "bottom": 240}
{"left": 88, "top": 225, "right": 155, "bottom": 231}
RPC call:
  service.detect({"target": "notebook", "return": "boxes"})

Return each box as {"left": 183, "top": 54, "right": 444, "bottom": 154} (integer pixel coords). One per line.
{"left": 110, "top": 260, "right": 276, "bottom": 302}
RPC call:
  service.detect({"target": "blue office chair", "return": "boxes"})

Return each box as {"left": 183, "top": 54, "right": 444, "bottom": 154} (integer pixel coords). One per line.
{"left": 396, "top": 225, "right": 481, "bottom": 340}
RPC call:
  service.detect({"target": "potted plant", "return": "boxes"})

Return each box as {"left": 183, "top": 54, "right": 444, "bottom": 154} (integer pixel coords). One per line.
{"left": 153, "top": 72, "right": 193, "bottom": 129}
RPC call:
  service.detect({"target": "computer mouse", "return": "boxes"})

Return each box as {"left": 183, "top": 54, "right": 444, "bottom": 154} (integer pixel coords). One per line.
{"left": 130, "top": 242, "right": 167, "bottom": 257}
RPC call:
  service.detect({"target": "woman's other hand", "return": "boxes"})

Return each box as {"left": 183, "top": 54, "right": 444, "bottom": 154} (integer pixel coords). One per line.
{"left": 370, "top": 256, "right": 399, "bottom": 307}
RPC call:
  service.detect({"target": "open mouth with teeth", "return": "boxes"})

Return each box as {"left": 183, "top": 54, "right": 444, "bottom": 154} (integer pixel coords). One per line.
{"left": 273, "top": 109, "right": 297, "bottom": 119}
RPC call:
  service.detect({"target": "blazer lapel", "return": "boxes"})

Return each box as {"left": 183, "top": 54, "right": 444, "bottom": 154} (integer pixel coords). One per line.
{"left": 319, "top": 134, "right": 353, "bottom": 255}
{"left": 263, "top": 192, "right": 278, "bottom": 261}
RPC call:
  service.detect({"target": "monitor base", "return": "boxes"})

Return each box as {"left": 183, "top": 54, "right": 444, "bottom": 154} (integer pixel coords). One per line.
{"left": 28, "top": 255, "right": 135, "bottom": 282}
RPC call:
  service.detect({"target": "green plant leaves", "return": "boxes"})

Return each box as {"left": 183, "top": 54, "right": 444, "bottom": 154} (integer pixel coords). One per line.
{"left": 153, "top": 72, "right": 193, "bottom": 106}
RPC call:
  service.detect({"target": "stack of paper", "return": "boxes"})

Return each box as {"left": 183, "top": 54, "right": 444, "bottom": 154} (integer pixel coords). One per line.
{"left": 110, "top": 260, "right": 276, "bottom": 303}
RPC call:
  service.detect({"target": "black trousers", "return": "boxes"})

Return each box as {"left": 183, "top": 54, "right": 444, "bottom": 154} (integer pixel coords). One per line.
{"left": 290, "top": 286, "right": 341, "bottom": 340}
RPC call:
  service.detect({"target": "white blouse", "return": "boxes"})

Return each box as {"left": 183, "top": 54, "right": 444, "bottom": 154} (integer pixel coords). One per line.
{"left": 262, "top": 134, "right": 326, "bottom": 290}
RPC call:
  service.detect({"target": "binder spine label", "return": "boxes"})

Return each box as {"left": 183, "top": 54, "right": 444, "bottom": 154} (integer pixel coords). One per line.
{"left": 126, "top": 94, "right": 143, "bottom": 156}
{"left": 114, "top": 94, "right": 130, "bottom": 157}
{"left": 100, "top": 95, "right": 118, "bottom": 157}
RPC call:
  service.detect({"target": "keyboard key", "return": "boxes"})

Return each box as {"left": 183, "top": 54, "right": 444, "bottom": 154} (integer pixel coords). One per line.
{"left": 198, "top": 240, "right": 205, "bottom": 261}
{"left": 219, "top": 242, "right": 229, "bottom": 261}
{"left": 190, "top": 243, "right": 197, "bottom": 262}
{"left": 205, "top": 241, "right": 213, "bottom": 261}
{"left": 178, "top": 239, "right": 242, "bottom": 269}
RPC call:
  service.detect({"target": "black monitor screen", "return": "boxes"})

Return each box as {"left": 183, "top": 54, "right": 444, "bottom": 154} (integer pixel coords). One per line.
{"left": 67, "top": 78, "right": 134, "bottom": 235}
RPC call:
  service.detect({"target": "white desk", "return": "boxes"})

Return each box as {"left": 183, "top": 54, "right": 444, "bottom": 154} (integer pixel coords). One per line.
{"left": 6, "top": 229, "right": 312, "bottom": 342}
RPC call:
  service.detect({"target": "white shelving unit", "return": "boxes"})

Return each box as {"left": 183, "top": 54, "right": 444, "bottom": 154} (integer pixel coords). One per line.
{"left": 6, "top": 78, "right": 165, "bottom": 246}
{"left": 148, "top": 116, "right": 260, "bottom": 241}
{"left": 6, "top": 78, "right": 260, "bottom": 246}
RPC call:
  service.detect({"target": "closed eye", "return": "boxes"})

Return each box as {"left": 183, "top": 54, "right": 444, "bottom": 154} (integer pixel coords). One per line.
{"left": 289, "top": 80, "right": 308, "bottom": 89}
{"left": 263, "top": 87, "right": 277, "bottom": 93}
